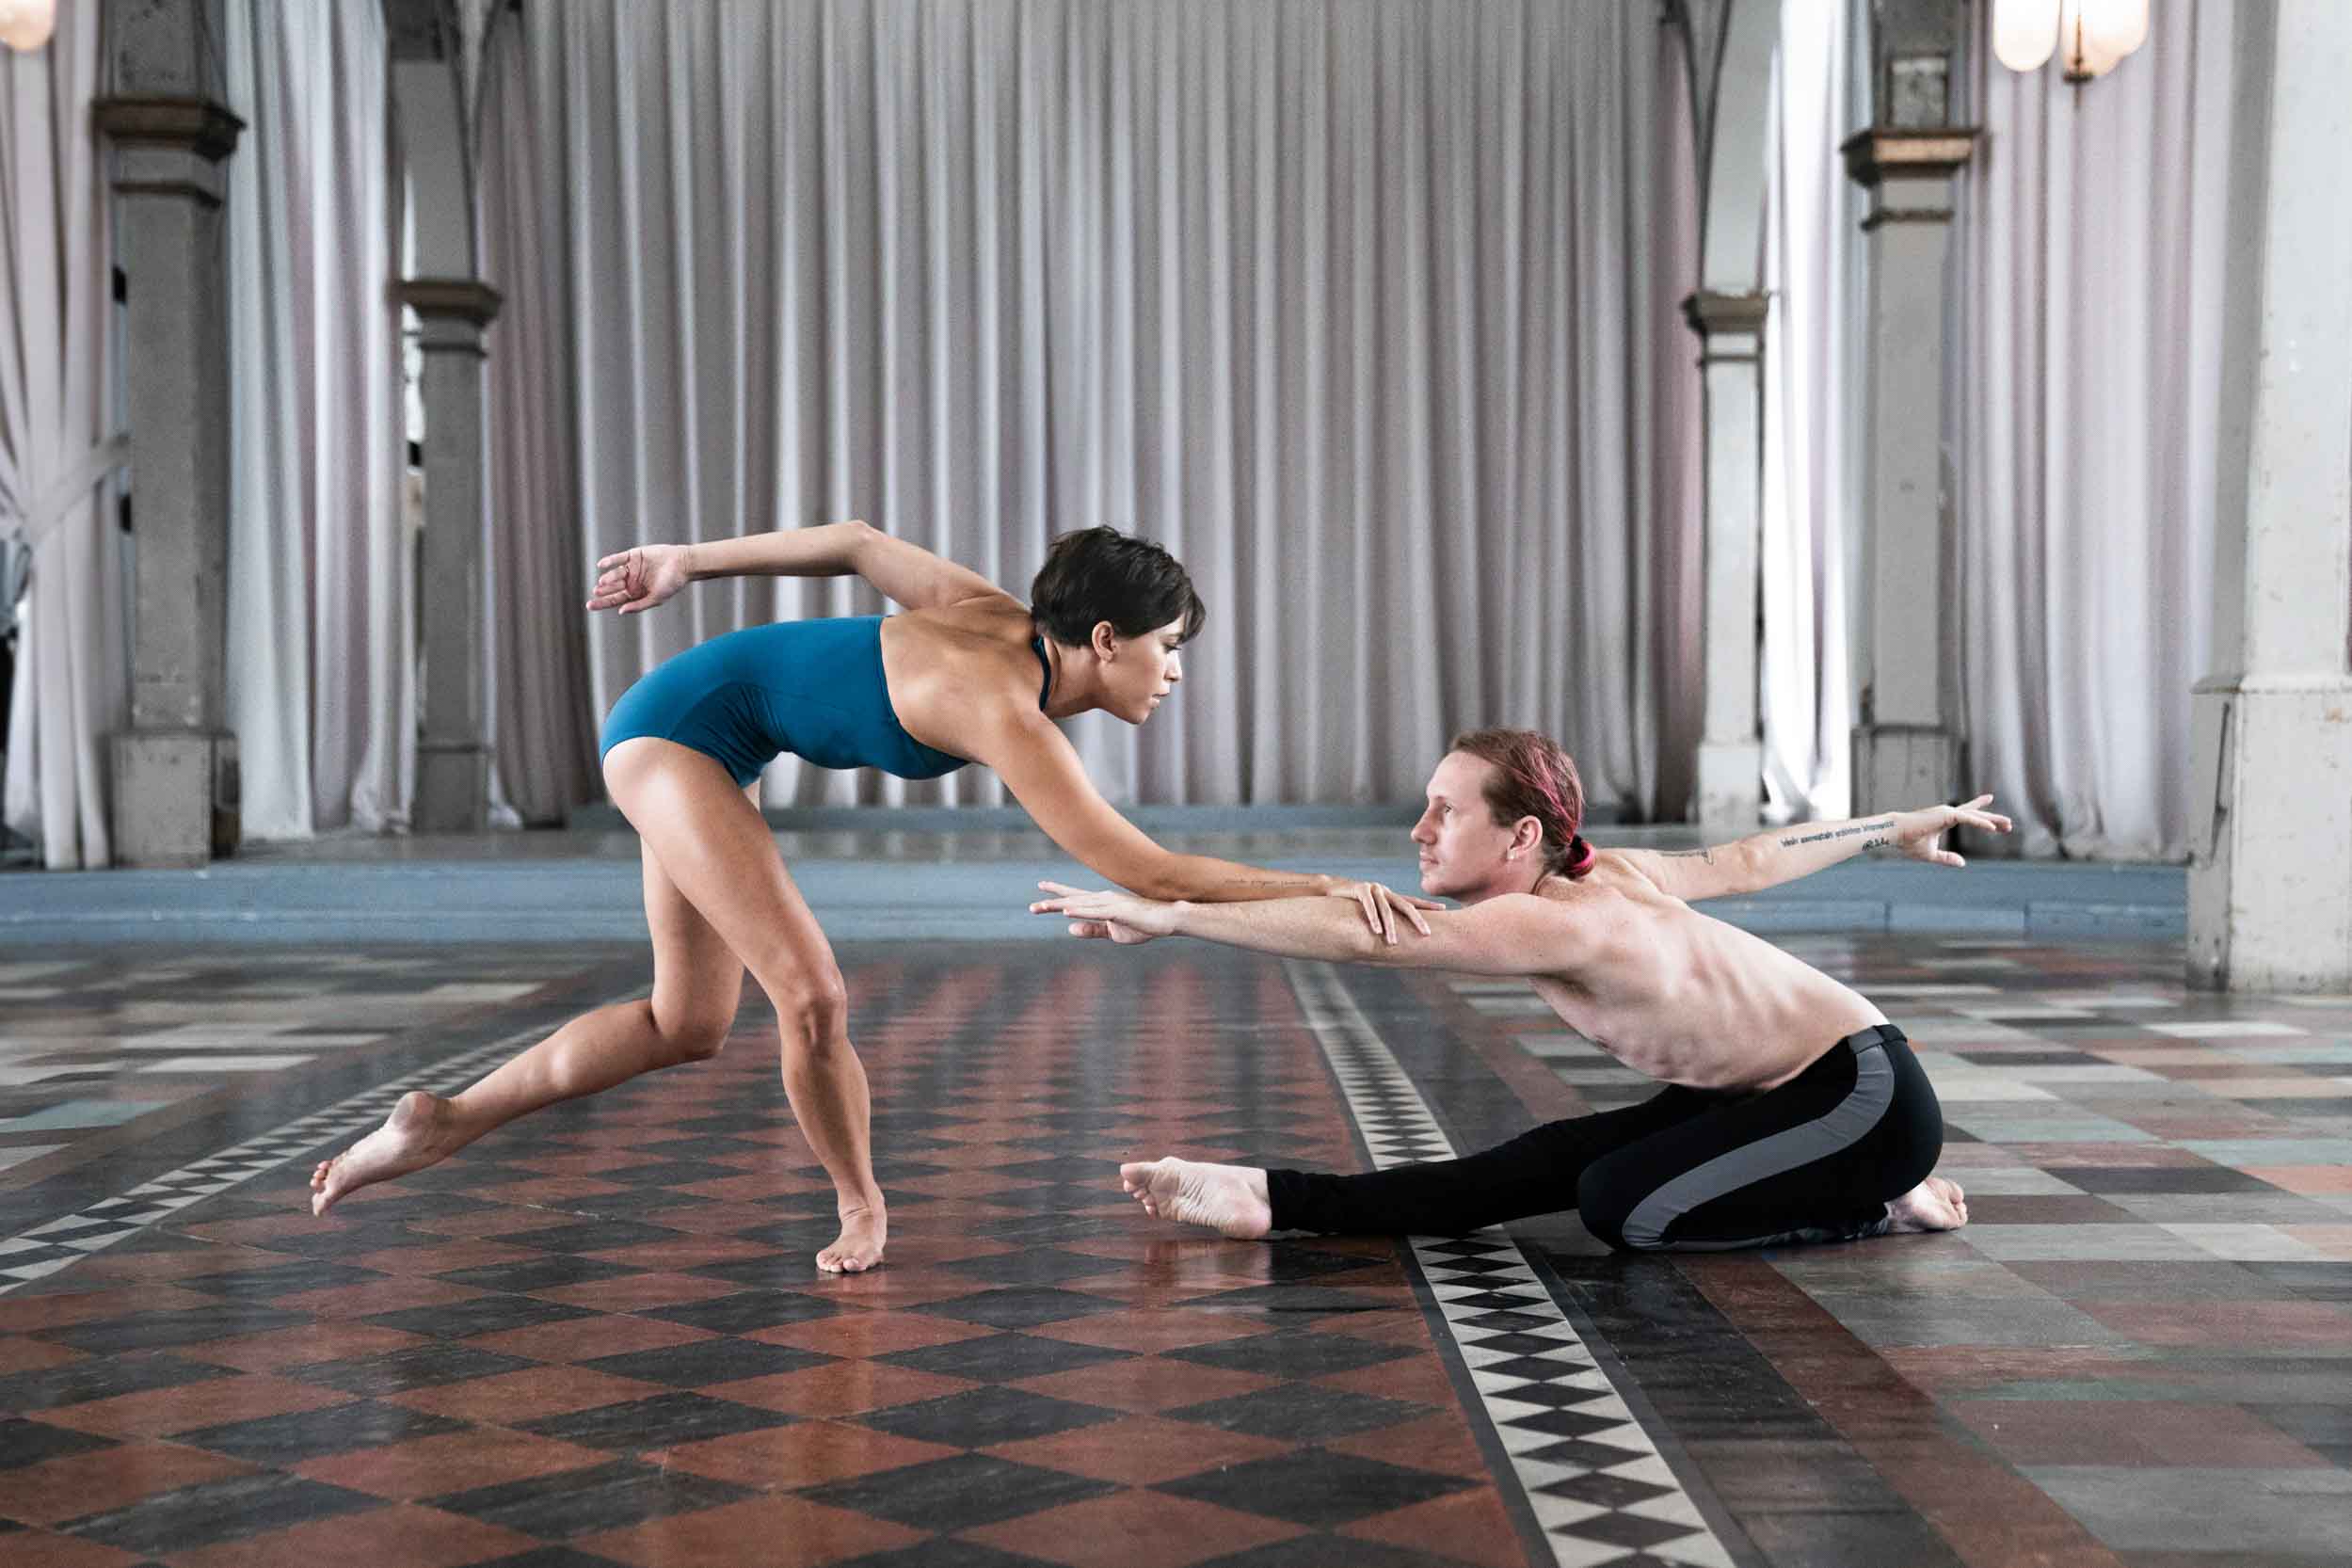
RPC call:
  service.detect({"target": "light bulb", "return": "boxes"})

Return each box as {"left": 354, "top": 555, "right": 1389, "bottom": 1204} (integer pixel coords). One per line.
{"left": 1992, "top": 0, "right": 2058, "bottom": 73}
{"left": 0, "top": 0, "right": 55, "bottom": 53}
{"left": 2061, "top": 0, "right": 2151, "bottom": 80}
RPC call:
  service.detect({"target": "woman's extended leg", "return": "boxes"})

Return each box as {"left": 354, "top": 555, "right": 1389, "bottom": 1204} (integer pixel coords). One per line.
{"left": 601, "top": 739, "right": 887, "bottom": 1273}
{"left": 311, "top": 786, "right": 750, "bottom": 1217}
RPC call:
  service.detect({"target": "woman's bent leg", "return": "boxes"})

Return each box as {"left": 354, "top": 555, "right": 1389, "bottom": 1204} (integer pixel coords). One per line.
{"left": 311, "top": 792, "right": 746, "bottom": 1216}
{"left": 604, "top": 740, "right": 886, "bottom": 1273}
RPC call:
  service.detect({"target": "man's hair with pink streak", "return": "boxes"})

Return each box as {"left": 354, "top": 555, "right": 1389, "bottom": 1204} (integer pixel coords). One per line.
{"left": 1448, "top": 728, "right": 1597, "bottom": 881}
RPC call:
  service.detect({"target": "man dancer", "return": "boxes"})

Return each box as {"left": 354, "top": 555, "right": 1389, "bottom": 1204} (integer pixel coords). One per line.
{"left": 1032, "top": 728, "right": 2007, "bottom": 1251}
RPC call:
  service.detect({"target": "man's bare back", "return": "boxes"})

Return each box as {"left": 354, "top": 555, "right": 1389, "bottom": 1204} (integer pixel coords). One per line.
{"left": 1515, "top": 856, "right": 1884, "bottom": 1093}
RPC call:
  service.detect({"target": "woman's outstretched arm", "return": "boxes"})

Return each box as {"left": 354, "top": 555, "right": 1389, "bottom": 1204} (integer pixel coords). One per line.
{"left": 980, "top": 708, "right": 1432, "bottom": 937}
{"left": 587, "top": 520, "right": 1008, "bottom": 616}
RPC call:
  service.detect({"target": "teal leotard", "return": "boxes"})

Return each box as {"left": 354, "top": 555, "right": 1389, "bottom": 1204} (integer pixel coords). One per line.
{"left": 598, "top": 615, "right": 1049, "bottom": 787}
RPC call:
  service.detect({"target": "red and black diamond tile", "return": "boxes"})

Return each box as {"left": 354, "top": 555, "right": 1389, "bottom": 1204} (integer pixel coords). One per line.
{"left": 1, "top": 950, "right": 1520, "bottom": 1568}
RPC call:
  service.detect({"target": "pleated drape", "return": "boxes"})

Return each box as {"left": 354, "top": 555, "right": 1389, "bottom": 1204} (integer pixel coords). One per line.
{"left": 487, "top": 0, "right": 1704, "bottom": 814}
{"left": 221, "top": 0, "right": 409, "bottom": 839}
{"left": 1953, "top": 0, "right": 2234, "bottom": 858}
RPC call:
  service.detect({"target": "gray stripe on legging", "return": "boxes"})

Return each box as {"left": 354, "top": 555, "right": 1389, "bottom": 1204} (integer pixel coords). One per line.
{"left": 1619, "top": 1043, "right": 1895, "bottom": 1250}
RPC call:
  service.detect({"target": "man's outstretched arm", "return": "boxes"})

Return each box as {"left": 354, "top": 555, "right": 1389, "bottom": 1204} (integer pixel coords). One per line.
{"left": 1614, "top": 793, "right": 2014, "bottom": 903}
{"left": 1031, "top": 883, "right": 1572, "bottom": 978}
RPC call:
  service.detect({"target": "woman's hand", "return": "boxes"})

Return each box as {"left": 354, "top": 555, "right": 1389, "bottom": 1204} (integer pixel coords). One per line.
{"left": 1032, "top": 881, "right": 1175, "bottom": 943}
{"left": 1892, "top": 793, "right": 2013, "bottom": 868}
{"left": 1323, "top": 879, "right": 1443, "bottom": 945}
{"left": 586, "top": 544, "right": 692, "bottom": 616}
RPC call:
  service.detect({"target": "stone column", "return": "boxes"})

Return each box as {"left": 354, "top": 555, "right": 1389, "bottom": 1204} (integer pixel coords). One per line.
{"left": 400, "top": 280, "right": 503, "bottom": 833}
{"left": 1669, "top": 0, "right": 1780, "bottom": 831}
{"left": 2187, "top": 0, "right": 2352, "bottom": 992}
{"left": 1842, "top": 128, "right": 1976, "bottom": 815}
{"left": 96, "top": 0, "right": 245, "bottom": 867}
{"left": 1684, "top": 290, "right": 1769, "bottom": 831}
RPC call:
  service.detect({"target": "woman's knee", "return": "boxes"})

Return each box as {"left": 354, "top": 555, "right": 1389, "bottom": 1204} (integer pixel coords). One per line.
{"left": 767, "top": 963, "right": 850, "bottom": 1048}
{"left": 652, "top": 1003, "right": 732, "bottom": 1064}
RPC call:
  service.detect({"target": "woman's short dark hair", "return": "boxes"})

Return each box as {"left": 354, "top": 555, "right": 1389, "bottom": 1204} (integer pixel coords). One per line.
{"left": 1028, "top": 526, "right": 1207, "bottom": 647}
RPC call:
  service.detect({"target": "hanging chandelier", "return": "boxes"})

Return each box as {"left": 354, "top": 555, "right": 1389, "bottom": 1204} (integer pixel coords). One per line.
{"left": 1992, "top": 0, "right": 2150, "bottom": 83}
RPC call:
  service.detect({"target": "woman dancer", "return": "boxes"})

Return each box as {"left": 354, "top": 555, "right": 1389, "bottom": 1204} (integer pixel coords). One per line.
{"left": 308, "top": 522, "right": 1429, "bottom": 1272}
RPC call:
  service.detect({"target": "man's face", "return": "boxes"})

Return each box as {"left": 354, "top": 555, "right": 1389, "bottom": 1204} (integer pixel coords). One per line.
{"left": 1409, "top": 751, "right": 1519, "bottom": 901}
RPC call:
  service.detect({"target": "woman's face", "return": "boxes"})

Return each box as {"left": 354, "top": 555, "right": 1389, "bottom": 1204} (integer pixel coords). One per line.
{"left": 1108, "top": 616, "right": 1187, "bottom": 724}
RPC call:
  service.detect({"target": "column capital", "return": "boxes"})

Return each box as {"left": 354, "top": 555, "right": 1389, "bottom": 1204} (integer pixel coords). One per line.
{"left": 1840, "top": 127, "right": 1979, "bottom": 189}
{"left": 95, "top": 96, "right": 246, "bottom": 207}
{"left": 397, "top": 278, "right": 504, "bottom": 326}
{"left": 1680, "top": 290, "right": 1770, "bottom": 361}
{"left": 92, "top": 95, "right": 245, "bottom": 161}
{"left": 1680, "top": 289, "right": 1770, "bottom": 336}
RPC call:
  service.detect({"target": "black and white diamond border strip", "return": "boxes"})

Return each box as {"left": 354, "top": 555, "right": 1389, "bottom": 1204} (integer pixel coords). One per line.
{"left": 0, "top": 1024, "right": 556, "bottom": 1297}
{"left": 1286, "top": 961, "right": 1735, "bottom": 1568}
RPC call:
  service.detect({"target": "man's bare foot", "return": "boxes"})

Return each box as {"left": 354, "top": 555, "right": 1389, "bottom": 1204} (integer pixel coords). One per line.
{"left": 818, "top": 1202, "right": 886, "bottom": 1273}
{"left": 1885, "top": 1174, "right": 1968, "bottom": 1233}
{"left": 1118, "top": 1158, "right": 1273, "bottom": 1240}
{"left": 311, "top": 1092, "right": 459, "bottom": 1217}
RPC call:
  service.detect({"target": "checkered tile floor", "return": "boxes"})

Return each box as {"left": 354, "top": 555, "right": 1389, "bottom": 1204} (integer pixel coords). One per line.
{"left": 1443, "top": 935, "right": 2352, "bottom": 1568}
{"left": 1, "top": 936, "right": 2347, "bottom": 1568}
{"left": 1288, "top": 961, "right": 1731, "bottom": 1568}
{"left": 1, "top": 949, "right": 1526, "bottom": 1567}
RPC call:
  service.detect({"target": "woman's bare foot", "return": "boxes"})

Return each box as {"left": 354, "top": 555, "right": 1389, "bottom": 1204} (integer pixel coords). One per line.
{"left": 311, "top": 1092, "right": 461, "bottom": 1217}
{"left": 1885, "top": 1174, "right": 1968, "bottom": 1233}
{"left": 818, "top": 1202, "right": 886, "bottom": 1273}
{"left": 1118, "top": 1158, "right": 1273, "bottom": 1240}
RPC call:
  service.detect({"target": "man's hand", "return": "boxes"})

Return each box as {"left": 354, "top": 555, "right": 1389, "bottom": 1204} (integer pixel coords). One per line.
{"left": 585, "top": 544, "right": 692, "bottom": 616}
{"left": 1032, "top": 881, "right": 1177, "bottom": 943}
{"left": 1321, "top": 879, "right": 1442, "bottom": 945}
{"left": 1892, "top": 793, "right": 2013, "bottom": 869}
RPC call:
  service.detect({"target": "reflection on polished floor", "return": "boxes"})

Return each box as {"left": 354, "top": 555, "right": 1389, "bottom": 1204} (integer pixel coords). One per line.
{"left": 2, "top": 930, "right": 2346, "bottom": 1567}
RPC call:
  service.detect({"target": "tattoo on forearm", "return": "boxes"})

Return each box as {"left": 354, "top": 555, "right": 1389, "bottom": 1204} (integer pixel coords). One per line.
{"left": 1660, "top": 848, "right": 1717, "bottom": 863}
{"left": 1776, "top": 818, "right": 1896, "bottom": 851}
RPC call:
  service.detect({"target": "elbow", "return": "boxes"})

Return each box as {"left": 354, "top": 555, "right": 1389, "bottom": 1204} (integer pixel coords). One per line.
{"left": 1110, "top": 859, "right": 1187, "bottom": 903}
{"left": 1136, "top": 869, "right": 1194, "bottom": 904}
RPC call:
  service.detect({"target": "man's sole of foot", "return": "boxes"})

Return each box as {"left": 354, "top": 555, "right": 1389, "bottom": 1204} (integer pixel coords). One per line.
{"left": 1886, "top": 1174, "right": 1968, "bottom": 1233}
{"left": 1118, "top": 1157, "right": 1272, "bottom": 1239}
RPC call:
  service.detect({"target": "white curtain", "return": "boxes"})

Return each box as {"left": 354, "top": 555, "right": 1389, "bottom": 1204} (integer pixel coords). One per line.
{"left": 0, "top": 0, "right": 122, "bottom": 870}
{"left": 1953, "top": 0, "right": 2233, "bottom": 858}
{"left": 479, "top": 16, "right": 598, "bottom": 825}
{"left": 221, "top": 0, "right": 409, "bottom": 840}
{"left": 1757, "top": 0, "right": 1855, "bottom": 824}
{"left": 490, "top": 0, "right": 1701, "bottom": 814}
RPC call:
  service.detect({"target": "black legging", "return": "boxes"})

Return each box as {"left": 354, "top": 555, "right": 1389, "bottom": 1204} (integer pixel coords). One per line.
{"left": 1268, "top": 1024, "right": 1942, "bottom": 1252}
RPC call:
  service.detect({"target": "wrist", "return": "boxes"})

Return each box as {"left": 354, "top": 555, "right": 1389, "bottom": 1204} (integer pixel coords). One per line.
{"left": 1168, "top": 900, "right": 1195, "bottom": 934}
{"left": 680, "top": 541, "right": 707, "bottom": 582}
